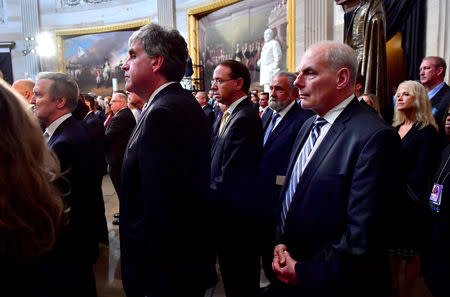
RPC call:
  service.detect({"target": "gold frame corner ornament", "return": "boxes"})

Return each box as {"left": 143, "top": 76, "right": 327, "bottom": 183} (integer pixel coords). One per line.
{"left": 187, "top": 0, "right": 296, "bottom": 82}
{"left": 54, "top": 19, "right": 150, "bottom": 73}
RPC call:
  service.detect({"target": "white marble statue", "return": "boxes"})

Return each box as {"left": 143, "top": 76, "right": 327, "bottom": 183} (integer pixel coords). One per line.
{"left": 257, "top": 28, "right": 282, "bottom": 92}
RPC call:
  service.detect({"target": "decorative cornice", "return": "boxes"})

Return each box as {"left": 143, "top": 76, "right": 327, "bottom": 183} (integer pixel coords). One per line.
{"left": 54, "top": 19, "right": 150, "bottom": 37}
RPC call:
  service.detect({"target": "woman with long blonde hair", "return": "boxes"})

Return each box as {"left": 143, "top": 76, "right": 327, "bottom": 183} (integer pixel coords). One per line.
{"left": 390, "top": 80, "right": 441, "bottom": 297}
{"left": 0, "top": 78, "right": 65, "bottom": 294}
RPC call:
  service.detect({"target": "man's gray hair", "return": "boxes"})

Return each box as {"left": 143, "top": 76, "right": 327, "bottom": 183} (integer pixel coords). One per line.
{"left": 113, "top": 91, "right": 128, "bottom": 102}
{"left": 272, "top": 71, "right": 298, "bottom": 92}
{"left": 313, "top": 41, "right": 358, "bottom": 86}
{"left": 129, "top": 23, "right": 188, "bottom": 82}
{"left": 36, "top": 72, "right": 79, "bottom": 112}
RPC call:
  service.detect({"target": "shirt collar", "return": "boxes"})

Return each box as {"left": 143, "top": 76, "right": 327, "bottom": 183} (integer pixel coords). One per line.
{"left": 147, "top": 81, "right": 177, "bottom": 105}
{"left": 45, "top": 113, "right": 72, "bottom": 141}
{"left": 226, "top": 95, "right": 247, "bottom": 115}
{"left": 320, "top": 95, "right": 354, "bottom": 125}
{"left": 276, "top": 100, "right": 296, "bottom": 118}
{"left": 428, "top": 81, "right": 445, "bottom": 99}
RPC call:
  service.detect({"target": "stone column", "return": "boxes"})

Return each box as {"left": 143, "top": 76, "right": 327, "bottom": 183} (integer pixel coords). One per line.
{"left": 426, "top": 0, "right": 450, "bottom": 83}
{"left": 295, "top": 0, "right": 334, "bottom": 66}
{"left": 20, "top": 0, "right": 40, "bottom": 79}
{"left": 157, "top": 0, "right": 176, "bottom": 29}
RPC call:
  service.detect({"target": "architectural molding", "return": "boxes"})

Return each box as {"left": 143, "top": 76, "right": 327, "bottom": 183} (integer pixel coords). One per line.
{"left": 296, "top": 0, "right": 333, "bottom": 67}
{"left": 157, "top": 0, "right": 175, "bottom": 28}
{"left": 20, "top": 0, "right": 40, "bottom": 79}
{"left": 426, "top": 0, "right": 450, "bottom": 83}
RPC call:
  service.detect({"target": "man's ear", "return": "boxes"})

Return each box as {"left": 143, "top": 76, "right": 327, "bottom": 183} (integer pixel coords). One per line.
{"left": 437, "top": 66, "right": 445, "bottom": 77}
{"left": 235, "top": 77, "right": 244, "bottom": 91}
{"left": 336, "top": 68, "right": 350, "bottom": 90}
{"left": 152, "top": 55, "right": 164, "bottom": 73}
{"left": 56, "top": 97, "right": 67, "bottom": 109}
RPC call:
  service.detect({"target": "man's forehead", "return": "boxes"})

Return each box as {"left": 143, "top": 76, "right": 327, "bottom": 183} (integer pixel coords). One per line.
{"left": 214, "top": 66, "right": 227, "bottom": 77}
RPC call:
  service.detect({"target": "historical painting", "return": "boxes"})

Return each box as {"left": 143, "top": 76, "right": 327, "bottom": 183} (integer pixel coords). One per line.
{"left": 64, "top": 31, "right": 131, "bottom": 95}
{"left": 55, "top": 19, "right": 149, "bottom": 96}
{"left": 198, "top": 0, "right": 287, "bottom": 91}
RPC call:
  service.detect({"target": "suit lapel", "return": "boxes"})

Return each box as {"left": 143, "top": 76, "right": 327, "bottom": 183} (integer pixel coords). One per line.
{"left": 261, "top": 108, "right": 273, "bottom": 131}
{"left": 211, "top": 97, "right": 249, "bottom": 157}
{"left": 127, "top": 83, "right": 179, "bottom": 150}
{"left": 285, "top": 100, "right": 356, "bottom": 213}
{"left": 48, "top": 116, "right": 72, "bottom": 147}
{"left": 264, "top": 104, "right": 298, "bottom": 147}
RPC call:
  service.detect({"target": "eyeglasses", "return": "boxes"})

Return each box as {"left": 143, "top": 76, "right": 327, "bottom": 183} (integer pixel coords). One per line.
{"left": 211, "top": 78, "right": 237, "bottom": 85}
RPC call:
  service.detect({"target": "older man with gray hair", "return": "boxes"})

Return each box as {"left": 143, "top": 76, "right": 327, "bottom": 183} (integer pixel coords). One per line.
{"left": 120, "top": 24, "right": 214, "bottom": 297}
{"left": 271, "top": 42, "right": 402, "bottom": 296}
{"left": 31, "top": 72, "right": 105, "bottom": 297}
{"left": 258, "top": 70, "right": 314, "bottom": 287}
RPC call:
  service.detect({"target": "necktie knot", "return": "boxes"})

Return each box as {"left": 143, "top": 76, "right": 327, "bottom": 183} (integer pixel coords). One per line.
{"left": 314, "top": 117, "right": 327, "bottom": 128}
{"left": 271, "top": 112, "right": 280, "bottom": 123}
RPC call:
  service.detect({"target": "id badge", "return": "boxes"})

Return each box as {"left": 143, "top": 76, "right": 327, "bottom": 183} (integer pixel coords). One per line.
{"left": 429, "top": 183, "right": 443, "bottom": 206}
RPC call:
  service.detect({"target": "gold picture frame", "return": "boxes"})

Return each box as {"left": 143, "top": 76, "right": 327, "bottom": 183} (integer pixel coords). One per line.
{"left": 54, "top": 19, "right": 150, "bottom": 73}
{"left": 187, "top": 0, "right": 296, "bottom": 84}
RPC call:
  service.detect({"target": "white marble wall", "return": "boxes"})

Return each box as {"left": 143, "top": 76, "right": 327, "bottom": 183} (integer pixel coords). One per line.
{"left": 295, "top": 0, "right": 334, "bottom": 67}
{"left": 426, "top": 0, "right": 450, "bottom": 83}
{"left": 0, "top": 0, "right": 27, "bottom": 81}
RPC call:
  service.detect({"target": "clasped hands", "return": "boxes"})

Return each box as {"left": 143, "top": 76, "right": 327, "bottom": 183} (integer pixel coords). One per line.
{"left": 272, "top": 244, "right": 299, "bottom": 285}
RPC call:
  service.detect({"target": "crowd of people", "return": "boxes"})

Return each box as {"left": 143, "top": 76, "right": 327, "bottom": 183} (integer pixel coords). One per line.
{"left": 0, "top": 23, "right": 449, "bottom": 297}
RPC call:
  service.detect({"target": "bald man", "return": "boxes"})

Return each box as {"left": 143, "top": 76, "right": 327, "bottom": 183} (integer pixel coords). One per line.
{"left": 12, "top": 79, "right": 35, "bottom": 104}
{"left": 195, "top": 91, "right": 215, "bottom": 130}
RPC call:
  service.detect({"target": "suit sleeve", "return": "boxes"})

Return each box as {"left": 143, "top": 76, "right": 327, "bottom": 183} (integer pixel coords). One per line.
{"left": 212, "top": 115, "right": 263, "bottom": 211}
{"left": 293, "top": 128, "right": 402, "bottom": 287}
{"left": 407, "top": 126, "right": 440, "bottom": 201}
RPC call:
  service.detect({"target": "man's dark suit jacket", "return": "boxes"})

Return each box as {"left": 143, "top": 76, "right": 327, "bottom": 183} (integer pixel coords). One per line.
{"left": 259, "top": 103, "right": 314, "bottom": 226}
{"left": 105, "top": 107, "right": 135, "bottom": 193}
{"left": 210, "top": 97, "right": 263, "bottom": 296}
{"left": 211, "top": 97, "right": 263, "bottom": 217}
{"left": 49, "top": 115, "right": 102, "bottom": 296}
{"left": 277, "top": 98, "right": 402, "bottom": 297}
{"left": 83, "top": 112, "right": 108, "bottom": 244}
{"left": 202, "top": 103, "right": 215, "bottom": 131}
{"left": 431, "top": 83, "right": 450, "bottom": 127}
{"left": 120, "top": 83, "right": 214, "bottom": 296}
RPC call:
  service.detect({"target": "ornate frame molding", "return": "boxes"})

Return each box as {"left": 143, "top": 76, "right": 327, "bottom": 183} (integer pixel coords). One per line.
{"left": 54, "top": 18, "right": 150, "bottom": 72}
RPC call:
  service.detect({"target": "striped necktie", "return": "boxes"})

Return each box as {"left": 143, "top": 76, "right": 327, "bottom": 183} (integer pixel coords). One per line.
{"left": 280, "top": 117, "right": 327, "bottom": 233}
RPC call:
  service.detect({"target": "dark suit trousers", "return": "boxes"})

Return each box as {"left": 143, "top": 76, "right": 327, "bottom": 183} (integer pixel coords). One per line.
{"left": 215, "top": 204, "right": 260, "bottom": 297}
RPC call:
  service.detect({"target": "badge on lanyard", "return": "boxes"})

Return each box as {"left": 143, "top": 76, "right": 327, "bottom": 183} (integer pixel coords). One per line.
{"left": 429, "top": 183, "right": 443, "bottom": 212}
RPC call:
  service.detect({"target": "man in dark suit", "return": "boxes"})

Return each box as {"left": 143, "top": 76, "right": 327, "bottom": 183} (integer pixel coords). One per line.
{"left": 210, "top": 60, "right": 263, "bottom": 297}
{"left": 258, "top": 71, "right": 314, "bottom": 285}
{"left": 105, "top": 91, "right": 136, "bottom": 224}
{"left": 31, "top": 72, "right": 102, "bottom": 297}
{"left": 120, "top": 23, "right": 214, "bottom": 297}
{"left": 82, "top": 93, "right": 108, "bottom": 243}
{"left": 259, "top": 92, "right": 269, "bottom": 117}
{"left": 271, "top": 42, "right": 402, "bottom": 297}
{"left": 196, "top": 91, "right": 215, "bottom": 130}
{"left": 420, "top": 56, "right": 450, "bottom": 132}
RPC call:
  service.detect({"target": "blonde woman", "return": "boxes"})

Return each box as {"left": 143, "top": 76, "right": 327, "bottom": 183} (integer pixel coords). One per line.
{"left": 0, "top": 78, "right": 65, "bottom": 295}
{"left": 390, "top": 80, "right": 440, "bottom": 297}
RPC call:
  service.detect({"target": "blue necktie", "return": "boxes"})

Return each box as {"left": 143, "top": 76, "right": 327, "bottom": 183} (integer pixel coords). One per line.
{"left": 263, "top": 112, "right": 280, "bottom": 145}
{"left": 280, "top": 117, "right": 328, "bottom": 233}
